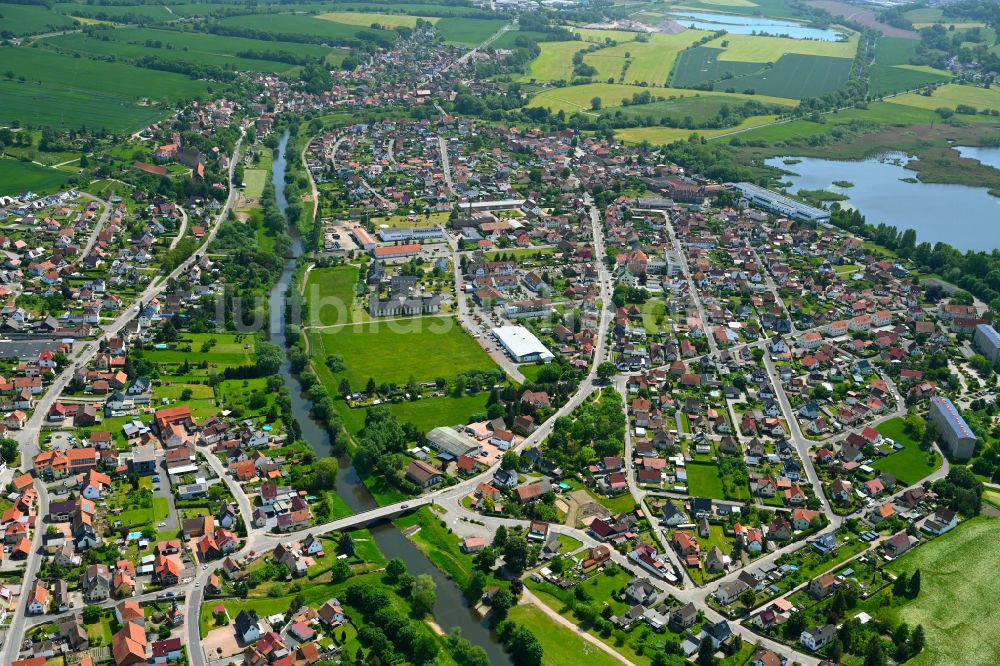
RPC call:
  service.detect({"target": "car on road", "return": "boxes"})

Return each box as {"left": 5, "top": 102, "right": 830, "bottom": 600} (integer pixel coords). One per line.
{"left": 158, "top": 522, "right": 166, "bottom": 528}
{"left": 152, "top": 475, "right": 161, "bottom": 482}
{"left": 400, "top": 504, "right": 408, "bottom": 509}
{"left": 203, "top": 564, "right": 208, "bottom": 570}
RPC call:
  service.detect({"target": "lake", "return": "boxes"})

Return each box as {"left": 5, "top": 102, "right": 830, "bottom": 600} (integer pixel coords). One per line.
{"left": 957, "top": 145, "right": 1000, "bottom": 171}
{"left": 767, "top": 154, "right": 1000, "bottom": 251}
{"left": 667, "top": 10, "right": 847, "bottom": 40}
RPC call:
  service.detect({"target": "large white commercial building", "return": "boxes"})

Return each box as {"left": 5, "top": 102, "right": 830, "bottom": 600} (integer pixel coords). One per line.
{"left": 492, "top": 325, "right": 555, "bottom": 364}
{"left": 730, "top": 182, "right": 831, "bottom": 223}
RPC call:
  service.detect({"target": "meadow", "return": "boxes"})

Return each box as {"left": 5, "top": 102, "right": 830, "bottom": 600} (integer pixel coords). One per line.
{"left": 615, "top": 114, "right": 780, "bottom": 144}
{"left": 309, "top": 317, "right": 496, "bottom": 387}
{"left": 0, "top": 159, "right": 73, "bottom": 197}
{"left": 335, "top": 392, "right": 490, "bottom": 434}
{"left": 890, "top": 517, "right": 1000, "bottom": 666}
{"left": 304, "top": 264, "right": 364, "bottom": 325}
{"left": 0, "top": 47, "right": 209, "bottom": 131}
{"left": 605, "top": 92, "right": 794, "bottom": 125}
{"left": 520, "top": 40, "right": 584, "bottom": 81}
{"left": 508, "top": 604, "right": 625, "bottom": 666}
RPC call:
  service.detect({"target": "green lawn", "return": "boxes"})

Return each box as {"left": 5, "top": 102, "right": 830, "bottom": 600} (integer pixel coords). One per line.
{"left": 508, "top": 604, "right": 625, "bottom": 666}
{"left": 394, "top": 507, "right": 476, "bottom": 588}
{"left": 686, "top": 462, "right": 727, "bottom": 499}
{"left": 304, "top": 265, "right": 363, "bottom": 325}
{"left": 311, "top": 317, "right": 497, "bottom": 387}
{"left": 0, "top": 158, "right": 72, "bottom": 197}
{"left": 335, "top": 391, "right": 490, "bottom": 434}
{"left": 874, "top": 417, "right": 941, "bottom": 485}
{"left": 889, "top": 517, "right": 1000, "bottom": 666}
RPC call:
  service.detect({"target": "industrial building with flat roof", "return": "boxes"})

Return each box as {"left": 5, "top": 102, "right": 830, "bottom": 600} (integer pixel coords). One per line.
{"left": 730, "top": 182, "right": 831, "bottom": 223}
{"left": 426, "top": 427, "right": 481, "bottom": 460}
{"left": 492, "top": 325, "right": 555, "bottom": 364}
{"left": 973, "top": 323, "right": 1000, "bottom": 363}
{"left": 928, "top": 396, "right": 977, "bottom": 461}
{"left": 459, "top": 199, "right": 526, "bottom": 213}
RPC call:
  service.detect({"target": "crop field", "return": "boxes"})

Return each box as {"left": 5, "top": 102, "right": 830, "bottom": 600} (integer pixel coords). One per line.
{"left": 216, "top": 13, "right": 393, "bottom": 42}
{"left": 527, "top": 82, "right": 796, "bottom": 113}
{"left": 671, "top": 46, "right": 767, "bottom": 86}
{"left": 490, "top": 29, "right": 550, "bottom": 49}
{"left": 0, "top": 159, "right": 73, "bottom": 197}
{"left": 434, "top": 17, "right": 506, "bottom": 46}
{"left": 522, "top": 40, "right": 586, "bottom": 81}
{"left": 704, "top": 32, "right": 859, "bottom": 61}
{"left": 887, "top": 84, "right": 1000, "bottom": 114}
{"left": 317, "top": 11, "right": 438, "bottom": 28}
{"left": 310, "top": 318, "right": 497, "bottom": 387}
{"left": 54, "top": 2, "right": 244, "bottom": 21}
{"left": 869, "top": 37, "right": 951, "bottom": 96}
{"left": 586, "top": 30, "right": 710, "bottom": 86}
{"left": 569, "top": 27, "right": 641, "bottom": 43}
{"left": 0, "top": 48, "right": 209, "bottom": 132}
{"left": 890, "top": 517, "right": 1000, "bottom": 666}
{"left": 45, "top": 28, "right": 333, "bottom": 75}
{"left": 0, "top": 3, "right": 78, "bottom": 35}
{"left": 615, "top": 114, "right": 780, "bottom": 144}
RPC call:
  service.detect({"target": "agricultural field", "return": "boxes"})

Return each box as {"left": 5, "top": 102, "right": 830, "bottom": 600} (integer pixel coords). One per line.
{"left": 0, "top": 47, "right": 210, "bottom": 132}
{"left": 615, "top": 114, "right": 781, "bottom": 144}
{"left": 890, "top": 517, "right": 1000, "bottom": 666}
{"left": 672, "top": 46, "right": 853, "bottom": 98}
{"left": 887, "top": 84, "right": 1000, "bottom": 115}
{"left": 604, "top": 92, "right": 794, "bottom": 125}
{"left": 569, "top": 27, "right": 642, "bottom": 44}
{"left": 527, "top": 82, "right": 795, "bottom": 114}
{"left": 0, "top": 158, "right": 73, "bottom": 197}
{"left": 433, "top": 17, "right": 506, "bottom": 46}
{"left": 703, "top": 32, "right": 859, "bottom": 61}
{"left": 309, "top": 318, "right": 497, "bottom": 387}
{"left": 869, "top": 37, "right": 952, "bottom": 97}
{"left": 317, "top": 11, "right": 438, "bottom": 28}
{"left": 216, "top": 13, "right": 394, "bottom": 42}
{"left": 0, "top": 2, "right": 78, "bottom": 35}
{"left": 520, "top": 40, "right": 584, "bottom": 81}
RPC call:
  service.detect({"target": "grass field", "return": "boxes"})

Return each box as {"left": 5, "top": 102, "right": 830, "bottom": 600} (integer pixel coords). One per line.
{"left": 605, "top": 92, "right": 793, "bottom": 125}
{"left": 434, "top": 17, "right": 505, "bottom": 46}
{"left": 311, "top": 317, "right": 496, "bottom": 387}
{"left": 0, "top": 159, "right": 73, "bottom": 197}
{"left": 335, "top": 392, "right": 490, "bottom": 433}
{"left": 304, "top": 265, "right": 363, "bottom": 326}
{"left": 705, "top": 32, "right": 859, "bottom": 61}
{"left": 889, "top": 517, "right": 1000, "bottom": 666}
{"left": 0, "top": 47, "right": 209, "bottom": 131}
{"left": 508, "top": 604, "right": 625, "bottom": 666}
{"left": 887, "top": 83, "right": 1000, "bottom": 114}
{"left": 0, "top": 2, "right": 78, "bottom": 35}
{"left": 527, "top": 82, "right": 796, "bottom": 114}
{"left": 685, "top": 462, "right": 727, "bottom": 499}
{"left": 874, "top": 417, "right": 941, "bottom": 485}
{"left": 317, "top": 11, "right": 438, "bottom": 28}
{"left": 569, "top": 27, "right": 642, "bottom": 43}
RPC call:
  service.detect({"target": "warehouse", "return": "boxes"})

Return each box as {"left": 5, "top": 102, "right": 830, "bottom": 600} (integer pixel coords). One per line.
{"left": 426, "top": 426, "right": 481, "bottom": 460}
{"left": 492, "top": 325, "right": 554, "bottom": 364}
{"left": 928, "top": 396, "right": 977, "bottom": 460}
{"left": 730, "top": 182, "right": 830, "bottom": 223}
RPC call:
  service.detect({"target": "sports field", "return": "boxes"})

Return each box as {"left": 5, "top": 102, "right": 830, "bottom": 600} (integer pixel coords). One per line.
{"left": 317, "top": 11, "right": 438, "bottom": 28}
{"left": 0, "top": 159, "right": 73, "bottom": 197}
{"left": 890, "top": 517, "right": 1000, "bottom": 666}
{"left": 311, "top": 318, "right": 497, "bottom": 387}
{"left": 0, "top": 47, "right": 209, "bottom": 131}
{"left": 704, "top": 32, "right": 859, "bottom": 61}
{"left": 887, "top": 84, "right": 1000, "bottom": 114}
{"left": 527, "top": 82, "right": 796, "bottom": 113}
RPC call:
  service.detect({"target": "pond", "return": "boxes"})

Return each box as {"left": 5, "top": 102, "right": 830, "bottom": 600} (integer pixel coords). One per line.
{"left": 667, "top": 10, "right": 847, "bottom": 41}
{"left": 767, "top": 154, "right": 1000, "bottom": 251}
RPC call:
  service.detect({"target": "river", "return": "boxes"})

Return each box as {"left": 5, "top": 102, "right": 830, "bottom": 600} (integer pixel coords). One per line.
{"left": 767, "top": 154, "right": 1000, "bottom": 251}
{"left": 267, "top": 130, "right": 512, "bottom": 663}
